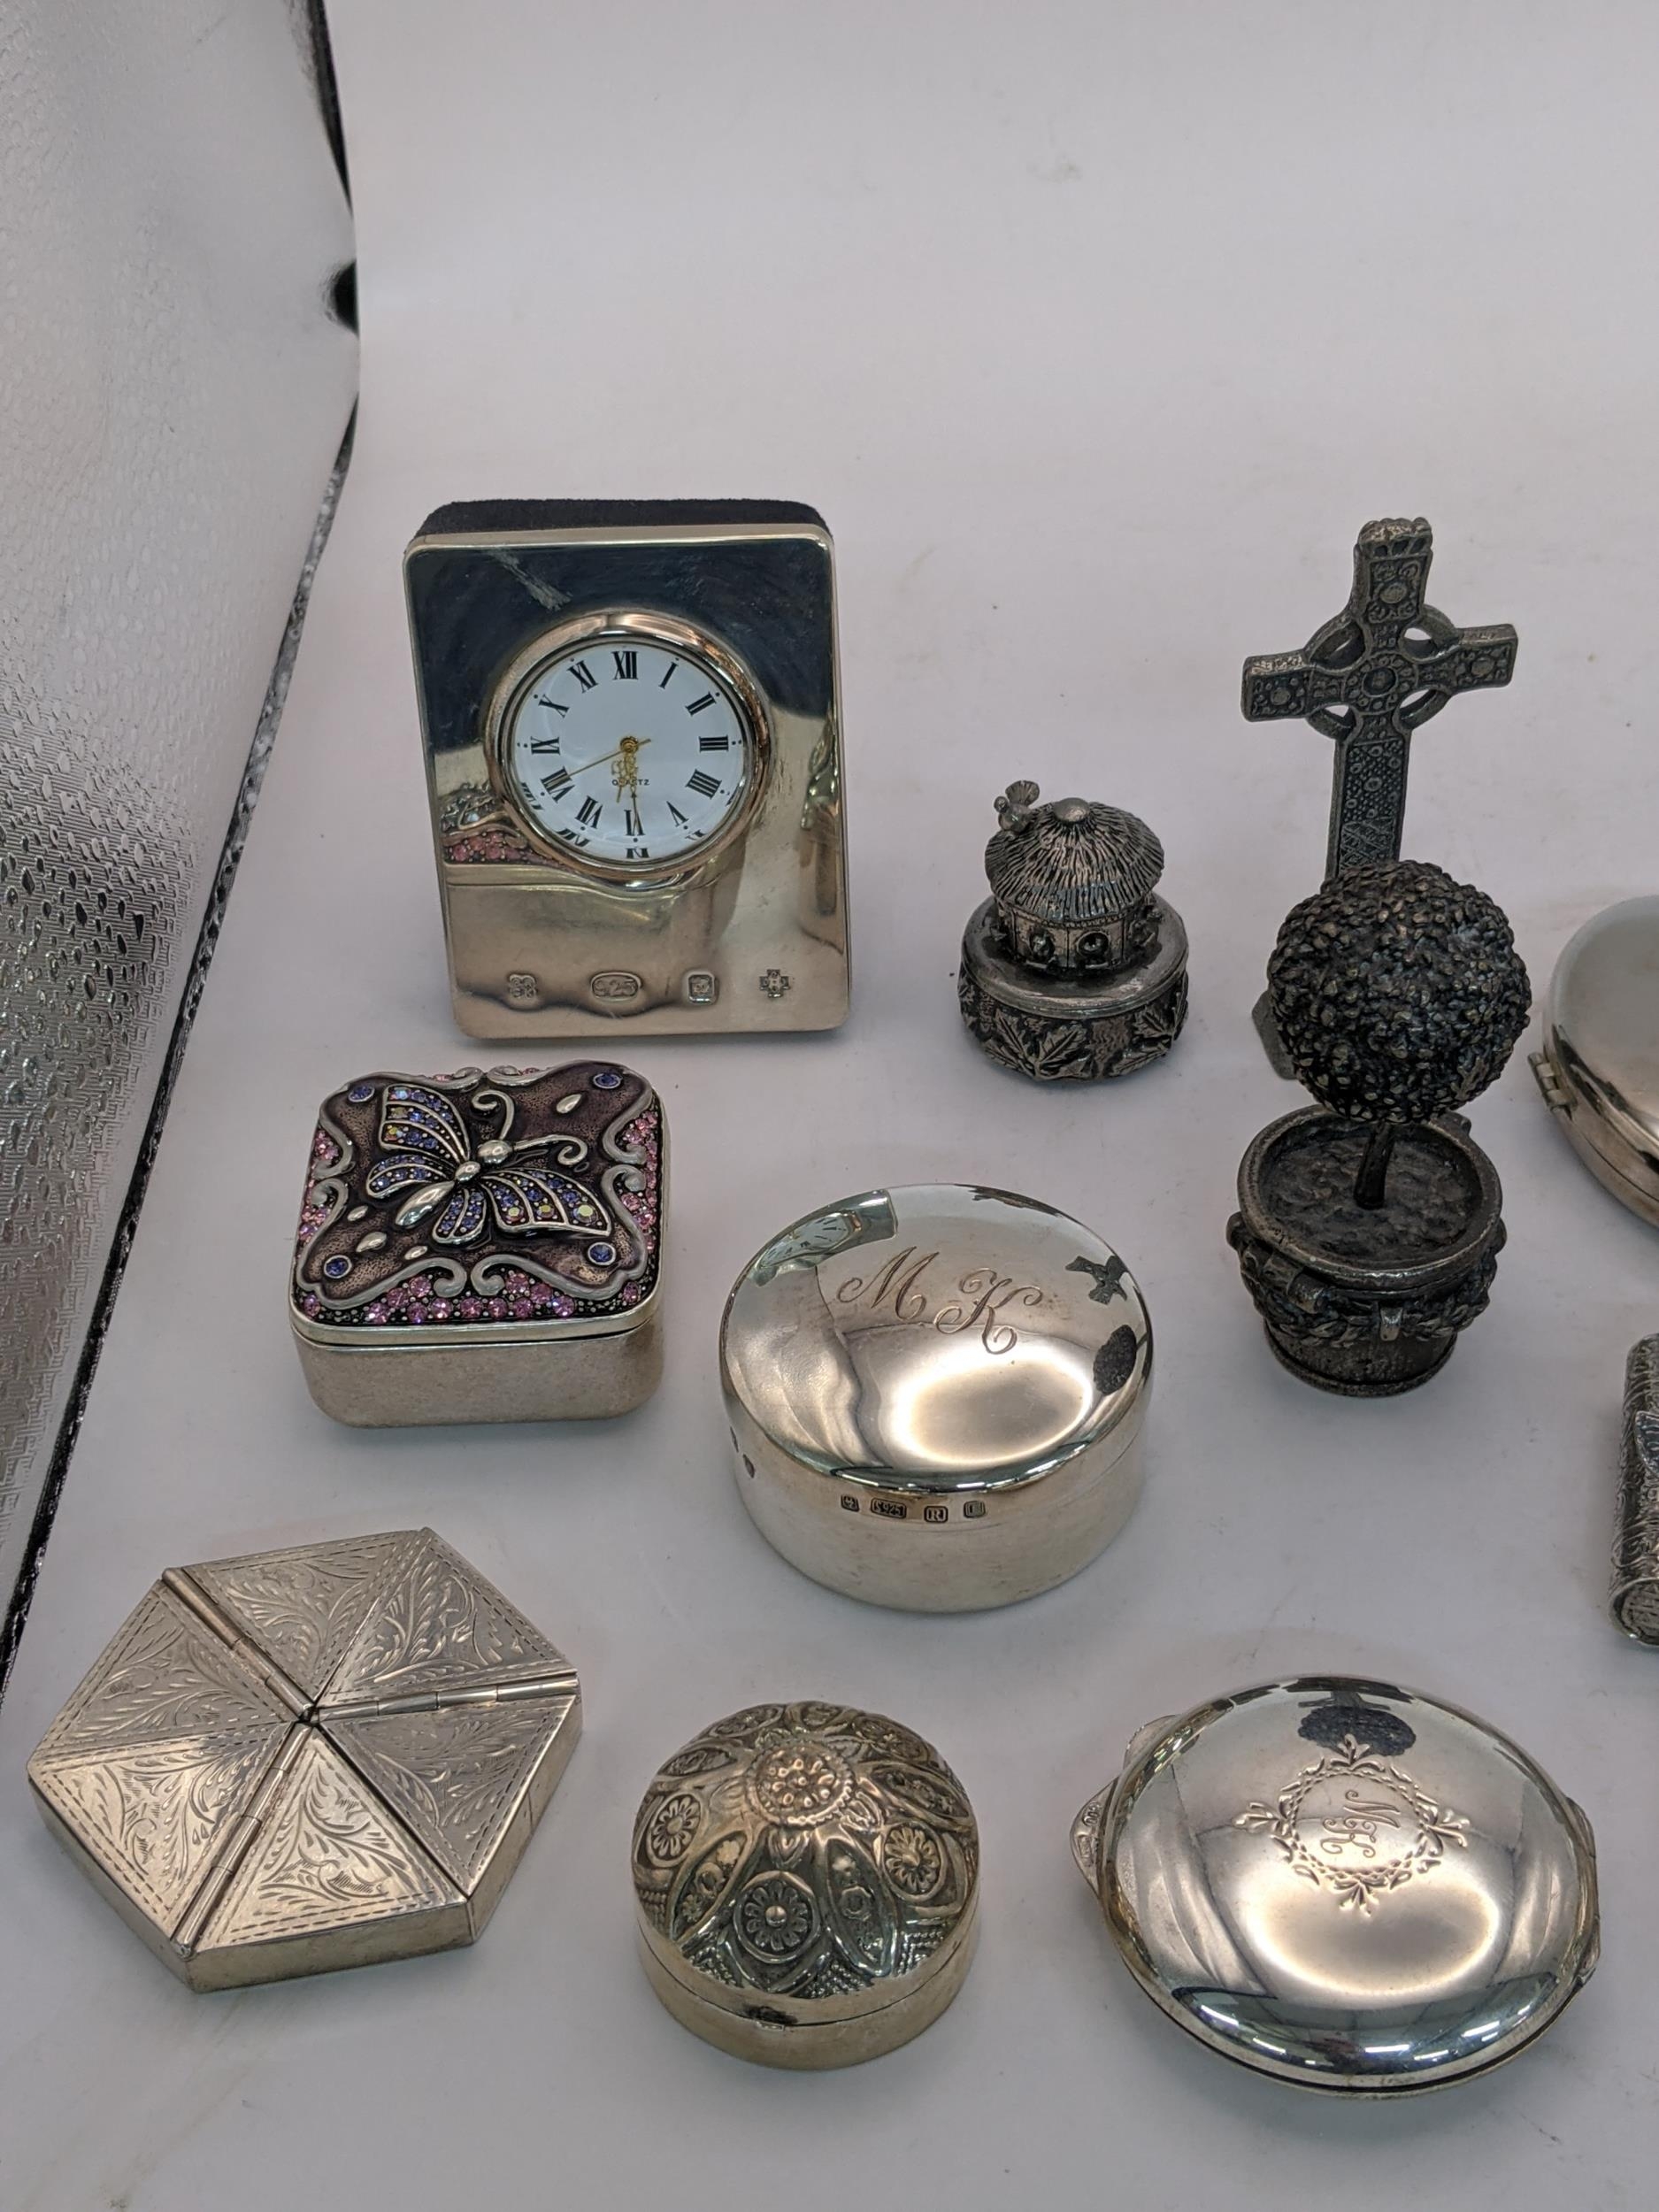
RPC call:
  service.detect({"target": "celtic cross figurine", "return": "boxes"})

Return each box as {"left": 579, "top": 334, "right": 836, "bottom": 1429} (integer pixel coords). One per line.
{"left": 1242, "top": 518, "right": 1517, "bottom": 879}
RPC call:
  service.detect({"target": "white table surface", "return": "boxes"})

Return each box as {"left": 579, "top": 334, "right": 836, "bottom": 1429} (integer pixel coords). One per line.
{"left": 4, "top": 4, "right": 1658, "bottom": 2205}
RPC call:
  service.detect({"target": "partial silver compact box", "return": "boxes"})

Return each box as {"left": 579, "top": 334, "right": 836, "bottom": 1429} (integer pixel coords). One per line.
{"left": 720, "top": 1182, "right": 1151, "bottom": 1611}
{"left": 632, "top": 1700, "right": 979, "bottom": 2068}
{"left": 290, "top": 1060, "right": 664, "bottom": 1425}
{"left": 1072, "top": 1676, "right": 1598, "bottom": 2094}
{"left": 28, "top": 1529, "right": 581, "bottom": 1990}
{"left": 405, "top": 500, "right": 849, "bottom": 1039}
{"left": 1532, "top": 895, "right": 1659, "bottom": 1225}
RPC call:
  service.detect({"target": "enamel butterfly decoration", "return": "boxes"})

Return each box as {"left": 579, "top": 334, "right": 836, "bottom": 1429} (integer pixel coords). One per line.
{"left": 364, "top": 1081, "right": 614, "bottom": 1248}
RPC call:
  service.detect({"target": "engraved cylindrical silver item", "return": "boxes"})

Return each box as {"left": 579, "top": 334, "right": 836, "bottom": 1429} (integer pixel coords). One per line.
{"left": 632, "top": 1701, "right": 979, "bottom": 2068}
{"left": 719, "top": 1183, "right": 1151, "bottom": 1611}
{"left": 1612, "top": 1333, "right": 1659, "bottom": 1642}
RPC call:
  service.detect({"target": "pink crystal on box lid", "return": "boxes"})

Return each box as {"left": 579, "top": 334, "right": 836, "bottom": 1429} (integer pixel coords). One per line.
{"left": 291, "top": 1063, "right": 663, "bottom": 1332}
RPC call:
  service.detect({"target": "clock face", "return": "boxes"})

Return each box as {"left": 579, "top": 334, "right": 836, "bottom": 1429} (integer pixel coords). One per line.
{"left": 496, "top": 624, "right": 757, "bottom": 871}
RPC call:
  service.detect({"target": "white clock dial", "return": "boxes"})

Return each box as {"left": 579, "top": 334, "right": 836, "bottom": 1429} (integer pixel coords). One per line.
{"left": 500, "top": 631, "right": 754, "bottom": 868}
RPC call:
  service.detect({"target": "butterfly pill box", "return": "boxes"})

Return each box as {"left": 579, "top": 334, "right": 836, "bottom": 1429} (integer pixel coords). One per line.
{"left": 290, "top": 1061, "right": 665, "bottom": 1425}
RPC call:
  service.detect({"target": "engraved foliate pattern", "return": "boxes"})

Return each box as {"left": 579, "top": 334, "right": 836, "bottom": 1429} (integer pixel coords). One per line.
{"left": 188, "top": 1531, "right": 420, "bottom": 1701}
{"left": 33, "top": 1727, "right": 288, "bottom": 1932}
{"left": 633, "top": 1703, "right": 977, "bottom": 2001}
{"left": 197, "top": 1733, "right": 462, "bottom": 1949}
{"left": 329, "top": 1694, "right": 575, "bottom": 1892}
{"left": 326, "top": 1532, "right": 570, "bottom": 1704}
{"left": 28, "top": 1533, "right": 579, "bottom": 1985}
{"left": 34, "top": 1586, "right": 289, "bottom": 1755}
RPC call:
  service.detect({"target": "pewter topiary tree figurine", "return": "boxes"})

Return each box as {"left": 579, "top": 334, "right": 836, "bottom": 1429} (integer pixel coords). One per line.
{"left": 1267, "top": 860, "right": 1531, "bottom": 1210}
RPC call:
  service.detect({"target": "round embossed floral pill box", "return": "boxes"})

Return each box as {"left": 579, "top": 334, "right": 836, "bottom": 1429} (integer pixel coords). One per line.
{"left": 1071, "top": 1676, "right": 1599, "bottom": 2094}
{"left": 289, "top": 1060, "right": 664, "bottom": 1424}
{"left": 632, "top": 1701, "right": 980, "bottom": 2068}
{"left": 719, "top": 1183, "right": 1151, "bottom": 1610}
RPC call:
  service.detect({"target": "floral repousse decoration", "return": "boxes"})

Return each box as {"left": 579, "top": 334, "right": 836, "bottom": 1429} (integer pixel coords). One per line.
{"left": 633, "top": 1702, "right": 978, "bottom": 1999}
{"left": 1236, "top": 1732, "right": 1470, "bottom": 1914}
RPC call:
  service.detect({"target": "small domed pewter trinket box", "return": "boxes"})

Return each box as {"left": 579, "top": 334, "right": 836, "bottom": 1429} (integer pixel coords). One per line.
{"left": 1071, "top": 1677, "right": 1598, "bottom": 2095}
{"left": 958, "top": 780, "right": 1188, "bottom": 1081}
{"left": 1228, "top": 861, "right": 1529, "bottom": 1394}
{"left": 720, "top": 1183, "right": 1151, "bottom": 1611}
{"left": 632, "top": 1701, "right": 979, "bottom": 2068}
{"left": 27, "top": 1529, "right": 581, "bottom": 1989}
{"left": 290, "top": 1059, "right": 664, "bottom": 1425}
{"left": 1531, "top": 896, "right": 1659, "bottom": 1227}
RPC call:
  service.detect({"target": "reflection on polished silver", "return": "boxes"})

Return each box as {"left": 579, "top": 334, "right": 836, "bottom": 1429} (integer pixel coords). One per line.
{"left": 1531, "top": 896, "right": 1659, "bottom": 1226}
{"left": 288, "top": 1060, "right": 665, "bottom": 1425}
{"left": 632, "top": 1701, "right": 979, "bottom": 2068}
{"left": 404, "top": 501, "right": 849, "bottom": 1038}
{"left": 1072, "top": 1677, "right": 1598, "bottom": 2094}
{"left": 1611, "top": 1335, "right": 1659, "bottom": 1642}
{"left": 957, "top": 781, "right": 1188, "bottom": 1081}
{"left": 720, "top": 1183, "right": 1151, "bottom": 1610}
{"left": 27, "top": 1530, "right": 581, "bottom": 1989}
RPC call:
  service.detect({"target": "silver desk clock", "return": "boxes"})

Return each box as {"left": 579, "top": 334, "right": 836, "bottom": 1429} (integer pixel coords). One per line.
{"left": 405, "top": 500, "right": 849, "bottom": 1038}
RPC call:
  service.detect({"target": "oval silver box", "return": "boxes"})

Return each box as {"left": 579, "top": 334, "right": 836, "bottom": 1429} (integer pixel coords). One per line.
{"left": 720, "top": 1183, "right": 1151, "bottom": 1612}
{"left": 1531, "top": 895, "right": 1659, "bottom": 1225}
{"left": 632, "top": 1700, "right": 979, "bottom": 2068}
{"left": 1072, "top": 1676, "right": 1599, "bottom": 2095}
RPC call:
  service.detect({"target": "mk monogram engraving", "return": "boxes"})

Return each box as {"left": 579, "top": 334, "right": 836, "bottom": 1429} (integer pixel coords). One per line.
{"left": 1237, "top": 1732, "right": 1470, "bottom": 1912}
{"left": 834, "top": 1246, "right": 1042, "bottom": 1354}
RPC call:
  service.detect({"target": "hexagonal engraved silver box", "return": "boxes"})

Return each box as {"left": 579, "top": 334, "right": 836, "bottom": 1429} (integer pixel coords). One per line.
{"left": 1071, "top": 1677, "right": 1598, "bottom": 2094}
{"left": 27, "top": 1529, "right": 580, "bottom": 1989}
{"left": 632, "top": 1700, "right": 979, "bottom": 2068}
{"left": 719, "top": 1183, "right": 1152, "bottom": 1611}
{"left": 289, "top": 1059, "right": 664, "bottom": 1425}
{"left": 1531, "top": 895, "right": 1659, "bottom": 1225}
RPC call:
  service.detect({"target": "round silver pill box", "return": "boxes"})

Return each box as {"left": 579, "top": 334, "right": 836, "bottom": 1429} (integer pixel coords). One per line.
{"left": 632, "top": 1700, "right": 979, "bottom": 2068}
{"left": 1071, "top": 1676, "right": 1599, "bottom": 2095}
{"left": 720, "top": 1182, "right": 1151, "bottom": 1611}
{"left": 1531, "top": 895, "right": 1659, "bottom": 1226}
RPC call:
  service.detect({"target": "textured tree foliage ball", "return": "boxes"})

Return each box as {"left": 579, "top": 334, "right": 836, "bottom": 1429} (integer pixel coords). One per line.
{"left": 1268, "top": 860, "right": 1530, "bottom": 1125}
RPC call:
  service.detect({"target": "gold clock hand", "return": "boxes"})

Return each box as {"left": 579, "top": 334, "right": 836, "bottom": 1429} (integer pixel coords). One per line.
{"left": 578, "top": 735, "right": 651, "bottom": 778}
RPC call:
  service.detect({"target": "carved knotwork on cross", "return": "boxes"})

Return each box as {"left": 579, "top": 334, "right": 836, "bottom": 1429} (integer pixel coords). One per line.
{"left": 1241, "top": 518, "right": 1517, "bottom": 879}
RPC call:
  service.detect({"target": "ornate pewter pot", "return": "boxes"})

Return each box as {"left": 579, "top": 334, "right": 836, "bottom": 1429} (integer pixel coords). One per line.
{"left": 1229, "top": 1108, "right": 1505, "bottom": 1394}
{"left": 958, "top": 780, "right": 1187, "bottom": 1081}
{"left": 1228, "top": 861, "right": 1527, "bottom": 1396}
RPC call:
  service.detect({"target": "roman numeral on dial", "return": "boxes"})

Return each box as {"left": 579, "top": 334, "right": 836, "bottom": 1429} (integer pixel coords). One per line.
{"left": 528, "top": 736, "right": 559, "bottom": 754}
{"left": 685, "top": 692, "right": 716, "bottom": 715}
{"left": 571, "top": 661, "right": 597, "bottom": 692}
{"left": 612, "top": 649, "right": 637, "bottom": 680}
{"left": 698, "top": 732, "right": 730, "bottom": 752}
{"left": 577, "top": 795, "right": 603, "bottom": 826}
{"left": 541, "top": 767, "right": 572, "bottom": 797}
{"left": 536, "top": 695, "right": 568, "bottom": 715}
{"left": 687, "top": 769, "right": 722, "bottom": 799}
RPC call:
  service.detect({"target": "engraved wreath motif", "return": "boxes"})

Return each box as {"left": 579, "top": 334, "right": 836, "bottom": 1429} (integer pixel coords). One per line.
{"left": 1237, "top": 1732, "right": 1469, "bottom": 1912}
{"left": 632, "top": 1703, "right": 977, "bottom": 1999}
